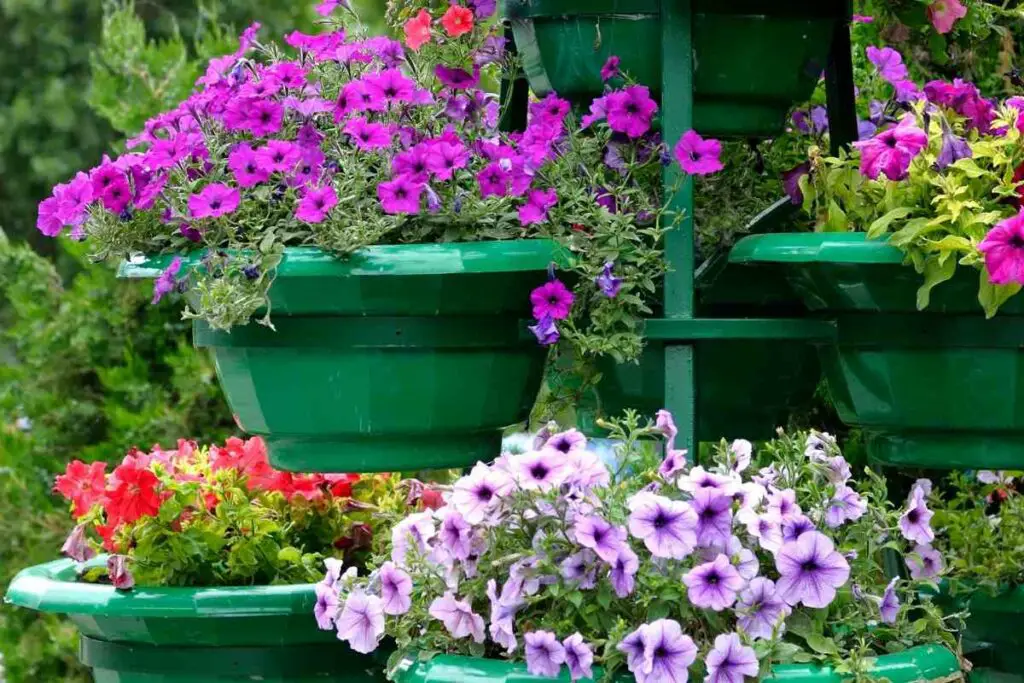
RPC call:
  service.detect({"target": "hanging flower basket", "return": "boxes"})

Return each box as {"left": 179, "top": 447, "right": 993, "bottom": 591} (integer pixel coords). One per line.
{"left": 504, "top": 0, "right": 849, "bottom": 137}
{"left": 730, "top": 232, "right": 1024, "bottom": 469}
{"left": 3, "top": 558, "right": 388, "bottom": 683}
{"left": 120, "top": 240, "right": 556, "bottom": 472}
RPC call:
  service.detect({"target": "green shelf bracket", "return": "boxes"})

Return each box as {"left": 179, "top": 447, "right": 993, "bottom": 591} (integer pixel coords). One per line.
{"left": 644, "top": 318, "right": 836, "bottom": 342}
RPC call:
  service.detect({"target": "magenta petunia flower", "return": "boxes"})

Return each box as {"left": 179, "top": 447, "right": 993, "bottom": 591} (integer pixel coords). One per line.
{"left": 581, "top": 95, "right": 609, "bottom": 129}
{"left": 295, "top": 184, "right": 338, "bottom": 223}
{"left": 518, "top": 188, "right": 558, "bottom": 225}
{"left": 601, "top": 55, "right": 621, "bottom": 82}
{"left": 314, "top": 582, "right": 340, "bottom": 629}
{"left": 736, "top": 577, "right": 790, "bottom": 640}
{"left": 574, "top": 514, "right": 627, "bottom": 564}
{"left": 529, "top": 93, "right": 571, "bottom": 127}
{"left": 640, "top": 619, "right": 698, "bottom": 683}
{"left": 256, "top": 140, "right": 302, "bottom": 174}
{"left": 928, "top": 0, "right": 967, "bottom": 34}
{"left": 425, "top": 141, "right": 470, "bottom": 181}
{"left": 363, "top": 68, "right": 418, "bottom": 108}
{"left": 899, "top": 486, "right": 935, "bottom": 545}
{"left": 596, "top": 261, "right": 622, "bottom": 298}
{"left": 188, "top": 183, "right": 240, "bottom": 219}
{"left": 774, "top": 531, "right": 850, "bottom": 608}
{"left": 451, "top": 462, "right": 514, "bottom": 524}
{"left": 245, "top": 99, "right": 284, "bottom": 137}
{"left": 979, "top": 210, "right": 1024, "bottom": 286}
{"left": 609, "top": 544, "right": 639, "bottom": 598}
{"left": 377, "top": 175, "right": 423, "bottom": 214}
{"left": 429, "top": 592, "right": 485, "bottom": 643}
{"left": 152, "top": 257, "right": 183, "bottom": 304}
{"left": 853, "top": 116, "right": 928, "bottom": 180}
{"left": 525, "top": 631, "right": 566, "bottom": 678}
{"left": 705, "top": 632, "right": 758, "bottom": 683}
{"left": 683, "top": 553, "right": 744, "bottom": 611}
{"left": 335, "top": 592, "right": 385, "bottom": 653}
{"left": 906, "top": 544, "right": 944, "bottom": 580}
{"left": 513, "top": 448, "right": 569, "bottom": 491}
{"left": 344, "top": 117, "right": 393, "bottom": 150}
{"left": 529, "top": 316, "right": 559, "bottom": 346}
{"left": 627, "top": 492, "right": 698, "bottom": 559}
{"left": 691, "top": 489, "right": 734, "bottom": 548}
{"left": 477, "top": 162, "right": 512, "bottom": 198}
{"left": 606, "top": 85, "right": 658, "bottom": 138}
{"left": 530, "top": 280, "right": 574, "bottom": 320}
{"left": 674, "top": 130, "right": 724, "bottom": 175}
{"left": 377, "top": 561, "right": 412, "bottom": 615}
{"left": 434, "top": 65, "right": 481, "bottom": 90}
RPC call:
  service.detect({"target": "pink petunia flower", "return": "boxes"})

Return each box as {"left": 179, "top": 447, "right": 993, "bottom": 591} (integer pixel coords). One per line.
{"left": 980, "top": 209, "right": 1024, "bottom": 286}
{"left": 928, "top": 0, "right": 967, "bottom": 34}
{"left": 378, "top": 175, "right": 423, "bottom": 214}
{"left": 188, "top": 183, "right": 240, "bottom": 219}
{"left": 674, "top": 130, "right": 724, "bottom": 175}
{"left": 295, "top": 184, "right": 338, "bottom": 224}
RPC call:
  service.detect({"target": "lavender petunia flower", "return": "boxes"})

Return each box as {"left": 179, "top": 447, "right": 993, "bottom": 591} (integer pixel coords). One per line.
{"left": 684, "top": 554, "right": 744, "bottom": 611}
{"left": 61, "top": 524, "right": 96, "bottom": 562}
{"left": 514, "top": 448, "right": 569, "bottom": 490}
{"left": 450, "top": 462, "right": 514, "bottom": 524}
{"left": 766, "top": 489, "right": 801, "bottom": 521}
{"left": 108, "top": 555, "right": 134, "bottom": 591}
{"left": 747, "top": 513, "right": 784, "bottom": 553}
{"left": 322, "top": 557, "right": 344, "bottom": 589}
{"left": 152, "top": 257, "right": 183, "bottom": 304}
{"left": 574, "top": 514, "right": 627, "bottom": 563}
{"left": 679, "top": 466, "right": 738, "bottom": 496}
{"left": 439, "top": 507, "right": 474, "bottom": 560}
{"left": 736, "top": 577, "right": 790, "bottom": 640}
{"left": 691, "top": 489, "right": 734, "bottom": 548}
{"left": 335, "top": 592, "right": 385, "bottom": 653}
{"left": 724, "top": 536, "right": 759, "bottom": 580}
{"left": 639, "top": 619, "right": 698, "bottom": 683}
{"left": 728, "top": 440, "right": 752, "bottom": 473}
{"left": 429, "top": 592, "right": 485, "bottom": 643}
{"left": 825, "top": 485, "right": 867, "bottom": 528}
{"left": 529, "top": 315, "right": 559, "bottom": 345}
{"left": 545, "top": 429, "right": 587, "bottom": 454}
{"left": 314, "top": 582, "right": 340, "bottom": 629}
{"left": 906, "top": 544, "right": 944, "bottom": 580}
{"left": 660, "top": 448, "right": 688, "bottom": 480}
{"left": 781, "top": 514, "right": 816, "bottom": 543}
{"left": 563, "top": 633, "right": 595, "bottom": 681}
{"left": 525, "top": 631, "right": 566, "bottom": 678}
{"left": 596, "top": 261, "right": 622, "bottom": 298}
{"left": 617, "top": 625, "right": 649, "bottom": 674}
{"left": 936, "top": 123, "right": 972, "bottom": 170}
{"left": 565, "top": 449, "right": 611, "bottom": 490}
{"left": 899, "top": 487, "right": 935, "bottom": 545}
{"left": 977, "top": 471, "right": 1012, "bottom": 485}
{"left": 391, "top": 511, "right": 436, "bottom": 565}
{"left": 823, "top": 456, "right": 852, "bottom": 485}
{"left": 705, "top": 632, "right": 759, "bottom": 683}
{"left": 378, "top": 561, "right": 413, "bottom": 615}
{"left": 656, "top": 409, "right": 678, "bottom": 445}
{"left": 774, "top": 531, "right": 850, "bottom": 608}
{"left": 609, "top": 544, "right": 639, "bottom": 597}
{"left": 486, "top": 579, "right": 523, "bottom": 652}
{"left": 560, "top": 549, "right": 598, "bottom": 589}
{"left": 879, "top": 577, "right": 900, "bottom": 624}
{"left": 627, "top": 492, "right": 698, "bottom": 559}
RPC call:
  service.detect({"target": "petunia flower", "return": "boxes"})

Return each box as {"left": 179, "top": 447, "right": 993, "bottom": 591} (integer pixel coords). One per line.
{"left": 906, "top": 544, "right": 944, "bottom": 580}
{"left": 866, "top": 46, "right": 909, "bottom": 85}
{"left": 691, "top": 489, "right": 734, "bottom": 548}
{"left": 928, "top": 0, "right": 967, "bottom": 34}
{"left": 609, "top": 545, "right": 639, "bottom": 598}
{"left": 674, "top": 130, "right": 724, "bottom": 175}
{"left": 438, "top": 507, "right": 474, "bottom": 560}
{"left": 736, "top": 577, "right": 790, "bottom": 640}
{"left": 628, "top": 492, "right": 698, "bottom": 559}
{"left": 530, "top": 280, "right": 574, "bottom": 320}
{"left": 705, "top": 632, "right": 759, "bottom": 683}
{"left": 441, "top": 4, "right": 474, "bottom": 37}
{"left": 256, "top": 140, "right": 302, "bottom": 174}
{"left": 429, "top": 592, "right": 485, "bottom": 642}
{"left": 825, "top": 485, "right": 867, "bottom": 528}
{"left": 314, "top": 582, "right": 340, "bottom": 629}
{"left": 61, "top": 524, "right": 96, "bottom": 563}
{"left": 899, "top": 486, "right": 935, "bottom": 544}
{"left": 774, "top": 531, "right": 850, "bottom": 608}
{"left": 596, "top": 261, "right": 622, "bottom": 298}
{"left": 434, "top": 65, "right": 480, "bottom": 89}
{"left": 336, "top": 592, "right": 385, "bottom": 653}
{"left": 528, "top": 316, "right": 559, "bottom": 346}
{"left": 377, "top": 175, "right": 423, "bottom": 214}
{"left": 979, "top": 209, "right": 1024, "bottom": 286}
{"left": 450, "top": 462, "right": 514, "bottom": 524}
{"left": 518, "top": 188, "right": 558, "bottom": 225}
{"left": 562, "top": 633, "right": 594, "bottom": 681}
{"left": 513, "top": 448, "right": 569, "bottom": 491}
{"left": 683, "top": 554, "right": 744, "bottom": 611}
{"left": 377, "top": 561, "right": 412, "bottom": 615}
{"left": 879, "top": 577, "right": 900, "bottom": 624}
{"left": 107, "top": 555, "right": 135, "bottom": 591}
{"left": 601, "top": 55, "right": 621, "bottom": 82}
{"left": 574, "top": 514, "right": 627, "bottom": 564}
{"left": 640, "top": 619, "right": 698, "bottom": 683}
{"left": 344, "top": 117, "right": 393, "bottom": 150}
{"left": 295, "top": 184, "right": 338, "bottom": 223}
{"left": 853, "top": 116, "right": 928, "bottom": 181}
{"left": 606, "top": 85, "right": 658, "bottom": 138}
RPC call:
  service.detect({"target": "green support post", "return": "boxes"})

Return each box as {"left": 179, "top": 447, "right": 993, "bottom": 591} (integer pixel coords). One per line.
{"left": 825, "top": 11, "right": 858, "bottom": 152}
{"left": 660, "top": 0, "right": 697, "bottom": 454}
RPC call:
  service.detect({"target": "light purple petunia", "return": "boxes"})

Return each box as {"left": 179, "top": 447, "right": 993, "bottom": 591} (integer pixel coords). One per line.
{"left": 439, "top": 507, "right": 474, "bottom": 560}
{"left": 545, "top": 429, "right": 587, "bottom": 454}
{"left": 705, "top": 632, "right": 759, "bottom": 683}
{"left": 781, "top": 514, "right": 816, "bottom": 543}
{"left": 691, "top": 489, "right": 734, "bottom": 548}
{"left": 152, "top": 257, "right": 183, "bottom": 304}
{"left": 524, "top": 630, "right": 566, "bottom": 678}
{"left": 683, "top": 554, "right": 744, "bottom": 611}
{"left": 640, "top": 619, "right": 698, "bottom": 683}
{"left": 879, "top": 577, "right": 900, "bottom": 624}
{"left": 628, "top": 492, "right": 698, "bottom": 559}
{"left": 728, "top": 440, "right": 753, "bottom": 473}
{"left": 899, "top": 487, "right": 935, "bottom": 545}
{"left": 563, "top": 633, "right": 594, "bottom": 681}
{"left": 574, "top": 514, "right": 627, "bottom": 564}
{"left": 429, "top": 592, "right": 485, "bottom": 643}
{"left": 723, "top": 535, "right": 759, "bottom": 580}
{"left": 390, "top": 511, "right": 436, "bottom": 565}
{"left": 766, "top": 489, "right": 801, "bottom": 521}
{"left": 679, "top": 466, "right": 738, "bottom": 496}
{"left": 514, "top": 448, "right": 569, "bottom": 491}
{"left": 377, "top": 561, "right": 412, "bottom": 615}
{"left": 596, "top": 261, "right": 622, "bottom": 298}
{"left": 736, "top": 577, "right": 790, "bottom": 640}
{"left": 322, "top": 557, "right": 344, "bottom": 589}
{"left": 335, "top": 592, "right": 385, "bottom": 654}
{"left": 746, "top": 513, "right": 783, "bottom": 554}
{"left": 825, "top": 485, "right": 867, "bottom": 528}
{"left": 560, "top": 550, "right": 598, "bottom": 589}
{"left": 656, "top": 409, "right": 678, "bottom": 445}
{"left": 609, "top": 544, "right": 639, "bottom": 598}
{"left": 314, "top": 582, "right": 340, "bottom": 630}
{"left": 450, "top": 462, "right": 515, "bottom": 525}
{"left": 565, "top": 449, "right": 611, "bottom": 490}
{"left": 906, "top": 544, "right": 944, "bottom": 580}
{"left": 486, "top": 579, "right": 523, "bottom": 653}
{"left": 617, "top": 625, "right": 649, "bottom": 674}
{"left": 660, "top": 448, "right": 688, "bottom": 480}
{"left": 774, "top": 531, "right": 850, "bottom": 608}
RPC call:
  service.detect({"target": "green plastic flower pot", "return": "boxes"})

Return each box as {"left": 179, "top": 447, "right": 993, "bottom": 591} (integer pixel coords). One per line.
{"left": 730, "top": 232, "right": 1024, "bottom": 469}
{"left": 504, "top": 0, "right": 849, "bottom": 137}
{"left": 952, "top": 588, "right": 1024, "bottom": 677}
{"left": 119, "top": 241, "right": 557, "bottom": 472}
{"left": 392, "top": 646, "right": 961, "bottom": 683}
{"left": 4, "top": 557, "right": 387, "bottom": 682}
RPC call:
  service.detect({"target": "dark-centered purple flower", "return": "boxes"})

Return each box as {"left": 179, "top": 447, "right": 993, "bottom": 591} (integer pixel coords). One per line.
{"left": 563, "top": 633, "right": 594, "bottom": 681}
{"left": 525, "top": 630, "right": 566, "bottom": 677}
{"left": 627, "top": 492, "right": 697, "bottom": 559}
{"left": 736, "top": 577, "right": 790, "bottom": 640}
{"left": 906, "top": 544, "right": 944, "bottom": 580}
{"left": 314, "top": 582, "right": 340, "bottom": 629}
{"left": 638, "top": 619, "right": 698, "bottom": 683}
{"left": 609, "top": 544, "right": 639, "bottom": 597}
{"left": 596, "top": 261, "right": 623, "bottom": 298}
{"left": 705, "top": 632, "right": 758, "bottom": 683}
{"left": 377, "top": 561, "right": 412, "bottom": 615}
{"left": 774, "top": 531, "right": 850, "bottom": 608}
{"left": 899, "top": 487, "right": 934, "bottom": 545}
{"left": 683, "top": 553, "right": 744, "bottom": 611}
{"left": 691, "top": 489, "right": 734, "bottom": 548}
{"left": 574, "top": 514, "right": 627, "bottom": 564}
{"left": 879, "top": 577, "right": 900, "bottom": 624}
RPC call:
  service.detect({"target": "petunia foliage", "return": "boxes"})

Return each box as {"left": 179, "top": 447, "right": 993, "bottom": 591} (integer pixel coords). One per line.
{"left": 315, "top": 414, "right": 959, "bottom": 681}
{"left": 54, "top": 435, "right": 407, "bottom": 587}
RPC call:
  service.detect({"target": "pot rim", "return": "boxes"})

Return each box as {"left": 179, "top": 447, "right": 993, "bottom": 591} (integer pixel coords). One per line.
{"left": 728, "top": 233, "right": 905, "bottom": 267}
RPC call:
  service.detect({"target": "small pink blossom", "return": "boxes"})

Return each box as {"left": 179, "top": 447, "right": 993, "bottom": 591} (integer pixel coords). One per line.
{"left": 188, "top": 183, "right": 240, "bottom": 219}
{"left": 674, "top": 130, "right": 724, "bottom": 175}
{"left": 928, "top": 0, "right": 967, "bottom": 34}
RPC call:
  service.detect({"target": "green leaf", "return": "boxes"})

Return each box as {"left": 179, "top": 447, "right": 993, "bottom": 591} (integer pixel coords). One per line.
{"left": 979, "top": 270, "right": 1022, "bottom": 318}
{"left": 803, "top": 634, "right": 839, "bottom": 656}
{"left": 951, "top": 158, "right": 989, "bottom": 179}
{"left": 647, "top": 600, "right": 671, "bottom": 621}
{"left": 916, "top": 256, "right": 956, "bottom": 309}
{"left": 826, "top": 199, "right": 849, "bottom": 232}
{"left": 277, "top": 546, "right": 302, "bottom": 564}
{"left": 866, "top": 207, "right": 914, "bottom": 239}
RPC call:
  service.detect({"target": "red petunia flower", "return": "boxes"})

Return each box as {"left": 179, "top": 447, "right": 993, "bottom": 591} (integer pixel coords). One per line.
{"left": 104, "top": 455, "right": 162, "bottom": 525}
{"left": 324, "top": 473, "right": 360, "bottom": 498}
{"left": 441, "top": 4, "right": 474, "bottom": 37}
{"left": 54, "top": 460, "right": 108, "bottom": 518}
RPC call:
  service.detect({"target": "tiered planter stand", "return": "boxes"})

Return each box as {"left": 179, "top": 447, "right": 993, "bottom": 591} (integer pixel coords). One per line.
{"left": 4, "top": 558, "right": 386, "bottom": 682}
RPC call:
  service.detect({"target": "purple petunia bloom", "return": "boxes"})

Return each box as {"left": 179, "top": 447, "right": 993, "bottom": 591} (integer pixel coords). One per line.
{"left": 525, "top": 631, "right": 566, "bottom": 678}
{"left": 781, "top": 514, "right": 816, "bottom": 543}
{"left": 774, "top": 531, "right": 850, "bottom": 608}
{"left": 477, "top": 162, "right": 511, "bottom": 198}
{"left": 766, "top": 489, "right": 801, "bottom": 521}
{"left": 514, "top": 448, "right": 569, "bottom": 491}
{"left": 188, "top": 183, "right": 240, "bottom": 219}
{"left": 736, "top": 577, "right": 790, "bottom": 640}
{"left": 530, "top": 280, "right": 574, "bottom": 320}
{"left": 228, "top": 143, "right": 270, "bottom": 187}
{"left": 518, "top": 188, "right": 558, "bottom": 225}
{"left": 656, "top": 409, "right": 678, "bottom": 444}
{"left": 899, "top": 487, "right": 935, "bottom": 545}
{"left": 705, "top": 632, "right": 759, "bottom": 683}
{"left": 606, "top": 85, "right": 658, "bottom": 138}
{"left": 866, "top": 46, "right": 909, "bottom": 84}
{"left": 474, "top": 35, "right": 506, "bottom": 66}
{"left": 429, "top": 592, "right": 485, "bottom": 643}
{"left": 425, "top": 141, "right": 470, "bottom": 181}
{"left": 486, "top": 579, "right": 523, "bottom": 653}
{"left": 691, "top": 489, "right": 734, "bottom": 548}
{"left": 906, "top": 544, "right": 944, "bottom": 580}
{"left": 825, "top": 485, "right": 867, "bottom": 528}
{"left": 377, "top": 561, "right": 413, "bottom": 615}
{"left": 601, "top": 55, "right": 621, "bottom": 82}
{"left": 609, "top": 544, "right": 639, "bottom": 597}
{"left": 391, "top": 511, "right": 435, "bottom": 565}
{"left": 378, "top": 175, "right": 423, "bottom": 214}
{"left": 529, "top": 316, "right": 559, "bottom": 346}
{"left": 936, "top": 122, "right": 972, "bottom": 170}
{"left": 574, "top": 514, "right": 627, "bottom": 564}
{"left": 879, "top": 577, "right": 900, "bottom": 624}
{"left": 746, "top": 513, "right": 783, "bottom": 553}
{"left": 344, "top": 117, "right": 393, "bottom": 150}
{"left": 674, "top": 130, "right": 724, "bottom": 175}
{"left": 61, "top": 524, "right": 95, "bottom": 563}
{"left": 640, "top": 619, "right": 698, "bottom": 683}
{"left": 679, "top": 466, "right": 738, "bottom": 497}
{"left": 152, "top": 257, "right": 183, "bottom": 304}
{"left": 314, "top": 582, "right": 340, "bottom": 629}
{"left": 435, "top": 65, "right": 481, "bottom": 89}
{"left": 561, "top": 550, "right": 598, "bottom": 589}
{"left": 617, "top": 625, "right": 649, "bottom": 674}
{"left": 596, "top": 261, "right": 622, "bottom": 297}
{"left": 684, "top": 554, "right": 744, "bottom": 611}
{"left": 451, "top": 462, "right": 514, "bottom": 524}
{"left": 853, "top": 116, "right": 928, "bottom": 181}
{"left": 628, "top": 492, "right": 698, "bottom": 559}
{"left": 545, "top": 429, "right": 586, "bottom": 454}
{"left": 335, "top": 592, "right": 385, "bottom": 653}
{"left": 363, "top": 68, "right": 417, "bottom": 108}
{"left": 563, "top": 633, "right": 594, "bottom": 682}
{"left": 295, "top": 184, "right": 337, "bottom": 224}
{"left": 439, "top": 507, "right": 474, "bottom": 560}
{"left": 660, "top": 449, "right": 688, "bottom": 480}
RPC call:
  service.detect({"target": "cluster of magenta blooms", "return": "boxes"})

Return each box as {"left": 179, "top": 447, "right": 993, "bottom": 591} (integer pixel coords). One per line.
{"left": 314, "top": 411, "right": 944, "bottom": 683}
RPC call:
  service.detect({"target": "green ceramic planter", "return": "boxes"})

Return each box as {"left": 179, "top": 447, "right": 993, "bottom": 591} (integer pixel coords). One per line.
{"left": 393, "top": 646, "right": 961, "bottom": 683}
{"left": 4, "top": 557, "right": 386, "bottom": 682}
{"left": 119, "top": 241, "right": 557, "bottom": 472}
{"left": 505, "top": 0, "right": 849, "bottom": 137}
{"left": 731, "top": 232, "right": 1024, "bottom": 469}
